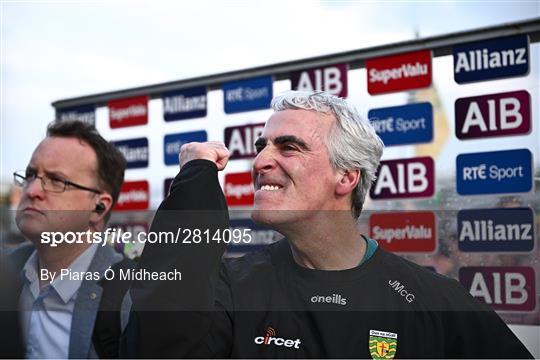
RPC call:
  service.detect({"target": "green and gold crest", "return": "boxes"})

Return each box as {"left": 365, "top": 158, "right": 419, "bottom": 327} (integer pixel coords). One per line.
{"left": 369, "top": 330, "right": 397, "bottom": 359}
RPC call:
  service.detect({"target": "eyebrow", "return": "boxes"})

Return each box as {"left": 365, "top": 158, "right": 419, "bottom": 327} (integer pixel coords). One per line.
{"left": 273, "top": 135, "right": 310, "bottom": 150}
{"left": 254, "top": 135, "right": 310, "bottom": 151}
{"left": 26, "top": 165, "right": 69, "bottom": 180}
{"left": 44, "top": 169, "right": 70, "bottom": 180}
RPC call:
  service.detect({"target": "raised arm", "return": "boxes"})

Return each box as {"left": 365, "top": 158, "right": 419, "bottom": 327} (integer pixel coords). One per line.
{"left": 121, "top": 142, "right": 230, "bottom": 358}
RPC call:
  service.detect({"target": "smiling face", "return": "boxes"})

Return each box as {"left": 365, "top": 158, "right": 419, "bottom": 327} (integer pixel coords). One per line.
{"left": 15, "top": 137, "right": 102, "bottom": 242}
{"left": 251, "top": 109, "right": 344, "bottom": 227}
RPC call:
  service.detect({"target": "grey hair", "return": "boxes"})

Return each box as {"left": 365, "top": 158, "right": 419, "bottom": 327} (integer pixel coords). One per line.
{"left": 271, "top": 90, "right": 384, "bottom": 218}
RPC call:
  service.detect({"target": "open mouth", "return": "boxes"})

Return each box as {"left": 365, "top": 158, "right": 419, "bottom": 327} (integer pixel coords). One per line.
{"left": 259, "top": 184, "right": 283, "bottom": 191}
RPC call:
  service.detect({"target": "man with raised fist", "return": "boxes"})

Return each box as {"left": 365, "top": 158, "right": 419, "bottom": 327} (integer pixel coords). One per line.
{"left": 126, "top": 91, "right": 532, "bottom": 359}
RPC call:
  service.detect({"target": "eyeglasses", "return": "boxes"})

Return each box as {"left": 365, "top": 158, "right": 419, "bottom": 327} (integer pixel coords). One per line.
{"left": 13, "top": 170, "right": 101, "bottom": 194}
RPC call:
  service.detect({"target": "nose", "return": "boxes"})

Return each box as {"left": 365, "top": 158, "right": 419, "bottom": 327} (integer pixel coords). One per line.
{"left": 252, "top": 146, "right": 277, "bottom": 175}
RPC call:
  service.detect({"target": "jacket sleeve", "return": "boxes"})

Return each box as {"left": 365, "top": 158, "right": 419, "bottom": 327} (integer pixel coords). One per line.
{"left": 121, "top": 159, "right": 229, "bottom": 358}
{"left": 203, "top": 264, "right": 235, "bottom": 358}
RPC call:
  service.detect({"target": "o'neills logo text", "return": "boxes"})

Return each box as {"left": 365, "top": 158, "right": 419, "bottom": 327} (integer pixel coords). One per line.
{"left": 254, "top": 327, "right": 301, "bottom": 349}
{"left": 310, "top": 294, "right": 347, "bottom": 305}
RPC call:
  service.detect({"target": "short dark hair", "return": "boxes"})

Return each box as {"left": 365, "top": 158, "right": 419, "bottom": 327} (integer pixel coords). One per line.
{"left": 46, "top": 120, "right": 126, "bottom": 215}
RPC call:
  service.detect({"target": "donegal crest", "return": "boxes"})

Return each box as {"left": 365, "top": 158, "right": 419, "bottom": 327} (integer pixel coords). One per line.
{"left": 369, "top": 330, "right": 397, "bottom": 359}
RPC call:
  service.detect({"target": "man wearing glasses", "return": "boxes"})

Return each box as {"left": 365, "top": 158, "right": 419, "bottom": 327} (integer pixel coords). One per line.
{"left": 9, "top": 120, "right": 127, "bottom": 358}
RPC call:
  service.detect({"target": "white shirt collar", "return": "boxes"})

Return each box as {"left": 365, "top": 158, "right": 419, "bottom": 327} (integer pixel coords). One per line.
{"left": 22, "top": 244, "right": 99, "bottom": 304}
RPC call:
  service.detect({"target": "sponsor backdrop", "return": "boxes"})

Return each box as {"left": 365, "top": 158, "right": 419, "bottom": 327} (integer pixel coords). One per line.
{"left": 57, "top": 35, "right": 539, "bottom": 327}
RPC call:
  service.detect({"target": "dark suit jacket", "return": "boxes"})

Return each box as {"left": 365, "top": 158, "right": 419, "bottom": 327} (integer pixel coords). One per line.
{"left": 9, "top": 242, "right": 128, "bottom": 358}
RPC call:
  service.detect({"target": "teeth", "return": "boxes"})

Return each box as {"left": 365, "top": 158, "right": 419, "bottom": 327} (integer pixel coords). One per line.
{"left": 261, "top": 184, "right": 282, "bottom": 191}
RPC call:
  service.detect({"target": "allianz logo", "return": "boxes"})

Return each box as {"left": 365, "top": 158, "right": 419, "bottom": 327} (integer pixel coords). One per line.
{"left": 310, "top": 293, "right": 347, "bottom": 305}
{"left": 163, "top": 94, "right": 206, "bottom": 113}
{"left": 459, "top": 220, "right": 532, "bottom": 242}
{"left": 455, "top": 47, "right": 527, "bottom": 73}
{"left": 117, "top": 146, "right": 148, "bottom": 162}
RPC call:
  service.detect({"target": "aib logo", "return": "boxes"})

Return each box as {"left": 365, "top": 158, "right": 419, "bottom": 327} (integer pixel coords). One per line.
{"left": 455, "top": 90, "right": 530, "bottom": 140}
{"left": 291, "top": 63, "right": 347, "bottom": 97}
{"left": 459, "top": 267, "right": 535, "bottom": 311}
{"left": 225, "top": 123, "right": 265, "bottom": 160}
{"left": 370, "top": 157, "right": 434, "bottom": 199}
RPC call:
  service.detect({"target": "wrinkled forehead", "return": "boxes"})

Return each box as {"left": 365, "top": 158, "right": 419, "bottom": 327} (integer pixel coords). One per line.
{"left": 262, "top": 109, "right": 335, "bottom": 143}
{"left": 29, "top": 137, "right": 98, "bottom": 177}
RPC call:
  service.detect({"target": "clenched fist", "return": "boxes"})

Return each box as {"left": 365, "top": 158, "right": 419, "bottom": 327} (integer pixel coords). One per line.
{"left": 179, "top": 141, "right": 230, "bottom": 171}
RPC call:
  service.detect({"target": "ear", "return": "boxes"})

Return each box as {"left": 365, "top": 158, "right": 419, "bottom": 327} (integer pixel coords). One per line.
{"left": 335, "top": 169, "right": 360, "bottom": 196}
{"left": 89, "top": 193, "right": 113, "bottom": 226}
